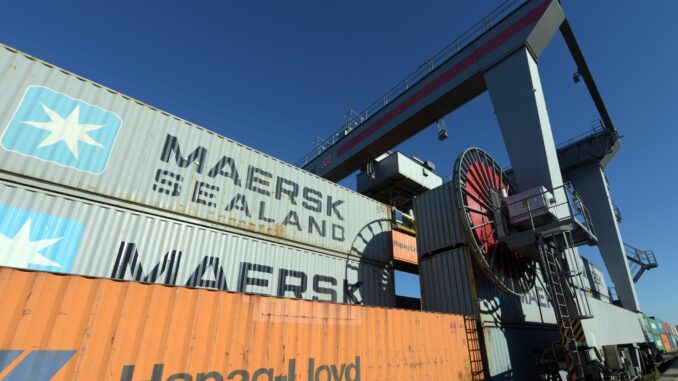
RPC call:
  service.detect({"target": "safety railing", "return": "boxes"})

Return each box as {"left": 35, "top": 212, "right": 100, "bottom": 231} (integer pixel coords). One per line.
{"left": 556, "top": 119, "right": 606, "bottom": 149}
{"left": 295, "top": 0, "right": 527, "bottom": 167}
{"left": 504, "top": 182, "right": 596, "bottom": 241}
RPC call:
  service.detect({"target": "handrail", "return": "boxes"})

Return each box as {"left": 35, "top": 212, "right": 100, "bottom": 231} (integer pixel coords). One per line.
{"left": 295, "top": 0, "right": 528, "bottom": 167}
{"left": 556, "top": 119, "right": 606, "bottom": 149}
{"left": 503, "top": 182, "right": 597, "bottom": 239}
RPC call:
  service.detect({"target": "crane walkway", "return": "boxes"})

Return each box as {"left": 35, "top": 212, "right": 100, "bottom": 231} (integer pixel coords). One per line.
{"left": 297, "top": 0, "right": 563, "bottom": 181}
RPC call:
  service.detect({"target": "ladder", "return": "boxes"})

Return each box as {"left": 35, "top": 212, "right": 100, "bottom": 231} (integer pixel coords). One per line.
{"left": 539, "top": 234, "right": 586, "bottom": 381}
{"left": 464, "top": 315, "right": 485, "bottom": 381}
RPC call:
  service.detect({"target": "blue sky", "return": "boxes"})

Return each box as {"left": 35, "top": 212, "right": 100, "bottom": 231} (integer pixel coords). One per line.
{"left": 3, "top": 1, "right": 676, "bottom": 323}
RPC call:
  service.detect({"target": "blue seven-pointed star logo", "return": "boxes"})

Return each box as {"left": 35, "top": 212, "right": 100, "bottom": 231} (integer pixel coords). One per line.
{"left": 1, "top": 86, "right": 122, "bottom": 174}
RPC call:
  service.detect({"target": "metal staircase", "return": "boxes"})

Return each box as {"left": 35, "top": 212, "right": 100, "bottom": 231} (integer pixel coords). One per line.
{"left": 624, "top": 243, "right": 658, "bottom": 283}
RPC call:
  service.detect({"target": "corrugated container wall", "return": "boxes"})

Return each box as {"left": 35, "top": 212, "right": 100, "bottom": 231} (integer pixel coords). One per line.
{"left": 419, "top": 247, "right": 477, "bottom": 316}
{"left": 669, "top": 335, "right": 678, "bottom": 351}
{"left": 482, "top": 326, "right": 560, "bottom": 380}
{"left": 647, "top": 317, "right": 660, "bottom": 335}
{"left": 0, "top": 268, "right": 476, "bottom": 381}
{"left": 580, "top": 256, "right": 610, "bottom": 303}
{"left": 0, "top": 179, "right": 395, "bottom": 306}
{"left": 474, "top": 259, "right": 556, "bottom": 325}
{"left": 414, "top": 182, "right": 557, "bottom": 325}
{"left": 0, "top": 44, "right": 391, "bottom": 263}
{"left": 413, "top": 181, "right": 465, "bottom": 257}
{"left": 661, "top": 334, "right": 672, "bottom": 351}
{"left": 654, "top": 335, "right": 666, "bottom": 352}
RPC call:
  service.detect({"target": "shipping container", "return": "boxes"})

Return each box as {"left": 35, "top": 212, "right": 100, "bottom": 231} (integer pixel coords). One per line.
{"left": 0, "top": 178, "right": 394, "bottom": 306}
{"left": 657, "top": 319, "right": 666, "bottom": 333}
{"left": 660, "top": 334, "right": 672, "bottom": 351}
{"left": 580, "top": 256, "right": 610, "bottom": 303}
{"left": 419, "top": 246, "right": 557, "bottom": 325}
{"left": 412, "top": 181, "right": 465, "bottom": 257}
{"left": 646, "top": 317, "right": 660, "bottom": 335}
{"left": 663, "top": 322, "right": 673, "bottom": 336}
{"left": 482, "top": 325, "right": 560, "bottom": 380}
{"left": 669, "top": 335, "right": 678, "bottom": 351}
{"left": 390, "top": 230, "right": 417, "bottom": 265}
{"left": 419, "top": 247, "right": 477, "bottom": 316}
{"left": 0, "top": 267, "right": 477, "bottom": 381}
{"left": 638, "top": 314, "right": 653, "bottom": 343}
{"left": 0, "top": 44, "right": 391, "bottom": 262}
{"left": 474, "top": 259, "right": 557, "bottom": 325}
{"left": 654, "top": 335, "right": 666, "bottom": 352}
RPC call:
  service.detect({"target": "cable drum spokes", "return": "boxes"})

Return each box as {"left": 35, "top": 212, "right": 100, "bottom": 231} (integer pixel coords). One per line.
{"left": 454, "top": 148, "right": 536, "bottom": 295}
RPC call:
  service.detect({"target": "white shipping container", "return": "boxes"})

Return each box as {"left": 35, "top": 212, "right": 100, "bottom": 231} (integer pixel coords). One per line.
{"left": 0, "top": 44, "right": 391, "bottom": 263}
{"left": 0, "top": 178, "right": 395, "bottom": 306}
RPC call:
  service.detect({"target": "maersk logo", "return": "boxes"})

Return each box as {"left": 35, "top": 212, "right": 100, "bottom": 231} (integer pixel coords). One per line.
{"left": 0, "top": 205, "right": 83, "bottom": 272}
{"left": 1, "top": 85, "right": 122, "bottom": 174}
{"left": 0, "top": 350, "right": 76, "bottom": 380}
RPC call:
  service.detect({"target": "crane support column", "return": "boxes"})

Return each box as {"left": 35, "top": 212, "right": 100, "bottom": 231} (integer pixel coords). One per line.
{"left": 484, "top": 48, "right": 564, "bottom": 194}
{"left": 569, "top": 166, "right": 640, "bottom": 311}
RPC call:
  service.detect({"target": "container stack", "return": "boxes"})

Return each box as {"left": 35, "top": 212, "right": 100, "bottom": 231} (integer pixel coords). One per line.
{"left": 643, "top": 315, "right": 678, "bottom": 353}
{"left": 414, "top": 180, "right": 559, "bottom": 380}
{"left": 0, "top": 43, "right": 480, "bottom": 380}
{"left": 0, "top": 44, "right": 397, "bottom": 305}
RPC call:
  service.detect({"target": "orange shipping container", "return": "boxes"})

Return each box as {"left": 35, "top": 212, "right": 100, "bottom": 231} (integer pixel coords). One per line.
{"left": 391, "top": 230, "right": 418, "bottom": 265}
{"left": 661, "top": 334, "right": 672, "bottom": 351}
{"left": 0, "top": 268, "right": 479, "bottom": 380}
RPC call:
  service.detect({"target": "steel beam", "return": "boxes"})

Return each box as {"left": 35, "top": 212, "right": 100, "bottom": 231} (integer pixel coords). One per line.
{"left": 484, "top": 48, "right": 564, "bottom": 193}
{"left": 569, "top": 166, "right": 640, "bottom": 311}
{"left": 303, "top": 0, "right": 565, "bottom": 181}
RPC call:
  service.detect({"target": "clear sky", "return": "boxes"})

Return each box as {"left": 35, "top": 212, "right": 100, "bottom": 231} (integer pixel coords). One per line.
{"left": 2, "top": 1, "right": 676, "bottom": 323}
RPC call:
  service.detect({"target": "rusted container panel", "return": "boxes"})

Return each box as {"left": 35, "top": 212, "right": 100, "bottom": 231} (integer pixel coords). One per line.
{"left": 391, "top": 230, "right": 417, "bottom": 265}
{"left": 0, "top": 268, "right": 477, "bottom": 380}
{"left": 413, "top": 181, "right": 465, "bottom": 257}
{"left": 0, "top": 179, "right": 394, "bottom": 306}
{"left": 0, "top": 44, "right": 391, "bottom": 262}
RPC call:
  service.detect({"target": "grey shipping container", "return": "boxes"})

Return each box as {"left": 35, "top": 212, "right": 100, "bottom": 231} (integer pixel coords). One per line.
{"left": 419, "top": 247, "right": 477, "bottom": 316}
{"left": 0, "top": 178, "right": 395, "bottom": 306}
{"left": 412, "top": 180, "right": 466, "bottom": 257}
{"left": 483, "top": 325, "right": 561, "bottom": 380}
{"left": 419, "top": 246, "right": 557, "bottom": 325}
{"left": 580, "top": 256, "right": 610, "bottom": 302}
{"left": 0, "top": 43, "right": 391, "bottom": 263}
{"left": 474, "top": 258, "right": 557, "bottom": 325}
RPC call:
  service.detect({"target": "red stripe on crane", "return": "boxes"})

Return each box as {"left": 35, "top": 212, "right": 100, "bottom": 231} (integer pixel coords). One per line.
{"left": 336, "top": 0, "right": 551, "bottom": 158}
